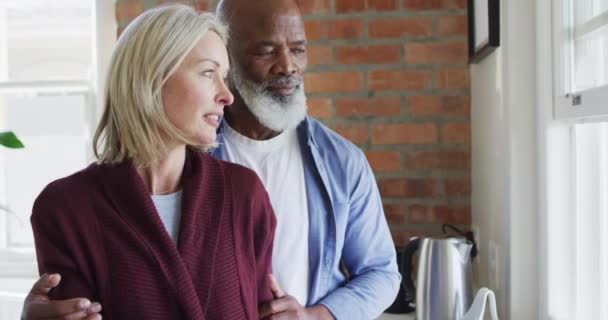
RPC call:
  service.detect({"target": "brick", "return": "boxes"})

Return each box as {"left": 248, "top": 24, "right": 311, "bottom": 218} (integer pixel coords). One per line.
{"left": 369, "top": 0, "right": 399, "bottom": 11}
{"left": 391, "top": 231, "right": 410, "bottom": 247}
{"left": 194, "top": 1, "right": 209, "bottom": 11}
{"left": 432, "top": 205, "right": 471, "bottom": 225}
{"left": 445, "top": 178, "right": 471, "bottom": 196}
{"left": 304, "top": 71, "right": 364, "bottom": 93}
{"left": 384, "top": 204, "right": 405, "bottom": 223}
{"left": 372, "top": 123, "right": 438, "bottom": 144}
{"left": 405, "top": 40, "right": 468, "bottom": 64}
{"left": 380, "top": 178, "right": 437, "bottom": 197}
{"left": 304, "top": 20, "right": 326, "bottom": 41}
{"left": 403, "top": 0, "right": 466, "bottom": 10}
{"left": 443, "top": 0, "right": 467, "bottom": 9}
{"left": 408, "top": 204, "right": 430, "bottom": 224}
{"left": 403, "top": 0, "right": 441, "bottom": 10}
{"left": 406, "top": 151, "right": 470, "bottom": 171}
{"left": 329, "top": 19, "right": 364, "bottom": 40}
{"left": 333, "top": 123, "right": 368, "bottom": 144}
{"left": 335, "top": 97, "right": 401, "bottom": 117}
{"left": 368, "top": 69, "right": 433, "bottom": 91}
{"left": 336, "top": 44, "right": 402, "bottom": 64}
{"left": 115, "top": 1, "right": 144, "bottom": 23}
{"left": 438, "top": 15, "right": 468, "bottom": 36}
{"left": 337, "top": 0, "right": 398, "bottom": 13}
{"left": 297, "top": 0, "right": 331, "bottom": 14}
{"left": 365, "top": 150, "right": 401, "bottom": 172}
{"left": 441, "top": 123, "right": 470, "bottom": 143}
{"left": 307, "top": 97, "right": 333, "bottom": 119}
{"left": 308, "top": 19, "right": 365, "bottom": 41}
{"left": 436, "top": 68, "right": 470, "bottom": 89}
{"left": 369, "top": 17, "right": 432, "bottom": 38}
{"left": 336, "top": 0, "right": 366, "bottom": 12}
{"left": 308, "top": 45, "right": 333, "bottom": 66}
{"left": 407, "top": 96, "right": 470, "bottom": 117}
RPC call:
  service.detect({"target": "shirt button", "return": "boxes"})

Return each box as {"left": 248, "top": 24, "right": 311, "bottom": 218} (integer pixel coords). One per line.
{"left": 324, "top": 257, "right": 331, "bottom": 266}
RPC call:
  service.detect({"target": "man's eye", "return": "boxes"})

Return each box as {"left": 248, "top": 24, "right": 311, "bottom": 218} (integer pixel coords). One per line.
{"left": 292, "top": 48, "right": 306, "bottom": 54}
{"left": 256, "top": 52, "right": 273, "bottom": 57}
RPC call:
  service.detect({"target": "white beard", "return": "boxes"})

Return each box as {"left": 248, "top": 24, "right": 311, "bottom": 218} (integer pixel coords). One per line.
{"left": 230, "top": 65, "right": 307, "bottom": 132}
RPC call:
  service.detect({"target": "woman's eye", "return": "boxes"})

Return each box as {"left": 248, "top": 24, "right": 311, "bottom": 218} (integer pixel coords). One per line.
{"left": 201, "top": 70, "right": 215, "bottom": 78}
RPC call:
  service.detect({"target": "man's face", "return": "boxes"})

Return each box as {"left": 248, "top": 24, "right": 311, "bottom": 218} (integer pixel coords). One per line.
{"left": 229, "top": 8, "right": 309, "bottom": 132}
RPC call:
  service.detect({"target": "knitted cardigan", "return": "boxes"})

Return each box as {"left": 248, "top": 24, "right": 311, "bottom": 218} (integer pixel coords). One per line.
{"left": 31, "top": 150, "right": 276, "bottom": 319}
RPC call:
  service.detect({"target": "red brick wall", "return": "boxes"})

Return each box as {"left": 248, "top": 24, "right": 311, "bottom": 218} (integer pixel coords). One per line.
{"left": 115, "top": 0, "right": 472, "bottom": 245}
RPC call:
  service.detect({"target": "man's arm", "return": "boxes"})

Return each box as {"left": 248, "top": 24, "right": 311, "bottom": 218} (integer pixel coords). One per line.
{"left": 316, "top": 151, "right": 401, "bottom": 320}
{"left": 21, "top": 274, "right": 102, "bottom": 320}
{"left": 258, "top": 275, "right": 333, "bottom": 320}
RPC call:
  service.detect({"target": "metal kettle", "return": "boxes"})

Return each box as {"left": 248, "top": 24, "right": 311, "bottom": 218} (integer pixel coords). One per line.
{"left": 402, "top": 236, "right": 498, "bottom": 320}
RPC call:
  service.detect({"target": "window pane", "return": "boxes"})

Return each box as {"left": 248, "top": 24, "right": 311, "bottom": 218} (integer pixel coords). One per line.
{"left": 572, "top": 122, "right": 608, "bottom": 319}
{"left": 574, "top": 0, "right": 608, "bottom": 26}
{"left": 0, "top": 0, "right": 93, "bottom": 82}
{"left": 0, "top": 92, "right": 92, "bottom": 249}
{"left": 564, "top": 0, "right": 608, "bottom": 92}
{"left": 572, "top": 25, "right": 608, "bottom": 91}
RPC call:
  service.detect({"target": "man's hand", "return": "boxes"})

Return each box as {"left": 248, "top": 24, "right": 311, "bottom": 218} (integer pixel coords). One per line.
{"left": 21, "top": 273, "right": 102, "bottom": 320}
{"left": 259, "top": 274, "right": 334, "bottom": 320}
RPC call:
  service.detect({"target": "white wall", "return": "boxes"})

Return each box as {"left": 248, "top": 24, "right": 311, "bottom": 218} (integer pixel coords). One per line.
{"left": 470, "top": 0, "right": 539, "bottom": 319}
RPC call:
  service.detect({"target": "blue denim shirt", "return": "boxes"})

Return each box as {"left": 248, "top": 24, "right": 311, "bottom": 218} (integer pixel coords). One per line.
{"left": 212, "top": 117, "right": 400, "bottom": 319}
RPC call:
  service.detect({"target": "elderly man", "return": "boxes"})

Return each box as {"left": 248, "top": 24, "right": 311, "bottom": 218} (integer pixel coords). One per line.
{"left": 21, "top": 0, "right": 400, "bottom": 319}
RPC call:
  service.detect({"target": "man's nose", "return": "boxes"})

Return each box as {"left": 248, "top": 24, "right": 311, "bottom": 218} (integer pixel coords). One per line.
{"left": 272, "top": 48, "right": 297, "bottom": 76}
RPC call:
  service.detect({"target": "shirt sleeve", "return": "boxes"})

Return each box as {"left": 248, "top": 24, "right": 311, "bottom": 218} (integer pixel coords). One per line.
{"left": 30, "top": 182, "right": 98, "bottom": 301}
{"left": 317, "top": 149, "right": 401, "bottom": 320}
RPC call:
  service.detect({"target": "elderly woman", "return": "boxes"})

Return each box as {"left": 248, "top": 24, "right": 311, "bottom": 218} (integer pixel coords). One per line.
{"left": 30, "top": 4, "right": 275, "bottom": 319}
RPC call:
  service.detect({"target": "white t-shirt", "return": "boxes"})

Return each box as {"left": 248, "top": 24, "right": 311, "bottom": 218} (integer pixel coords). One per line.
{"left": 222, "top": 122, "right": 310, "bottom": 306}
{"left": 151, "top": 191, "right": 183, "bottom": 243}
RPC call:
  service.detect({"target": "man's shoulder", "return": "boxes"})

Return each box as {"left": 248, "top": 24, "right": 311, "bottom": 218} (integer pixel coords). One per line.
{"left": 304, "top": 117, "right": 366, "bottom": 164}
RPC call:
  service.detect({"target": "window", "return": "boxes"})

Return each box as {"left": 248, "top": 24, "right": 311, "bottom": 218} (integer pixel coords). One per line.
{"left": 0, "top": 0, "right": 114, "bottom": 317}
{"left": 554, "top": 0, "right": 608, "bottom": 119}
{"left": 546, "top": 0, "right": 608, "bottom": 319}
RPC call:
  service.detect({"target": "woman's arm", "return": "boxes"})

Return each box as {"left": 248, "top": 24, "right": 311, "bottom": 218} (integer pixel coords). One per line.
{"left": 251, "top": 180, "right": 277, "bottom": 304}
{"left": 31, "top": 182, "right": 99, "bottom": 302}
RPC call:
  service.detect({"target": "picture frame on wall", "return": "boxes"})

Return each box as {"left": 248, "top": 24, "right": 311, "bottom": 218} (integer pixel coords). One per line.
{"left": 468, "top": 0, "right": 500, "bottom": 63}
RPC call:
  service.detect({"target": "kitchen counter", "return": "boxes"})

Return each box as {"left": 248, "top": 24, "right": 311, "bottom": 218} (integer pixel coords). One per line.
{"left": 377, "top": 313, "right": 415, "bottom": 320}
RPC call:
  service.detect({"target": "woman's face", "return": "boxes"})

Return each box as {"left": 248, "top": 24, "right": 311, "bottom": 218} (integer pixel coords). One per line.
{"left": 161, "top": 31, "right": 234, "bottom": 146}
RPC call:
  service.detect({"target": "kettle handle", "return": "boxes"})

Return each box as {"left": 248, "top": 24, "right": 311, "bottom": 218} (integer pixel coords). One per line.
{"left": 401, "top": 237, "right": 420, "bottom": 306}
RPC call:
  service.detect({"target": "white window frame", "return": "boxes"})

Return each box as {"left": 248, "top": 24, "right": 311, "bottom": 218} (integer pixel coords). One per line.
{"left": 552, "top": 0, "right": 608, "bottom": 121}
{"left": 539, "top": 0, "right": 608, "bottom": 319}
{"left": 0, "top": 0, "right": 115, "bottom": 280}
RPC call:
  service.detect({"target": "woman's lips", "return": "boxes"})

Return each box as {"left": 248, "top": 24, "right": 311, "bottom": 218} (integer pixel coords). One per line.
{"left": 203, "top": 114, "right": 221, "bottom": 127}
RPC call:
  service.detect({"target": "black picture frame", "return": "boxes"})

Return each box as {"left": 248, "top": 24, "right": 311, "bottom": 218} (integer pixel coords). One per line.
{"left": 468, "top": 0, "right": 500, "bottom": 63}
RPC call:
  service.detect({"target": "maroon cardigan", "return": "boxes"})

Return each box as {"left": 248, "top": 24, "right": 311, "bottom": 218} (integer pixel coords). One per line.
{"left": 31, "top": 150, "right": 276, "bottom": 319}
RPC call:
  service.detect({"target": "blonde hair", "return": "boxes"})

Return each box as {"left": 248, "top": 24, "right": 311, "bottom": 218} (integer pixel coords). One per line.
{"left": 93, "top": 4, "right": 229, "bottom": 166}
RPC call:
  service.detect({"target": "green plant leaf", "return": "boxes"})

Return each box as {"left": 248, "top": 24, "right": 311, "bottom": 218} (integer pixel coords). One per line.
{"left": 0, "top": 131, "right": 25, "bottom": 148}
